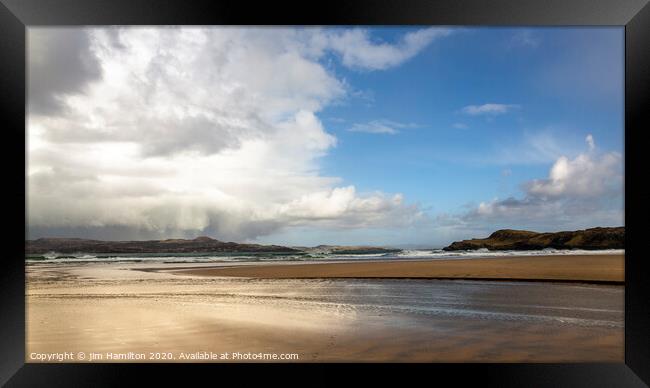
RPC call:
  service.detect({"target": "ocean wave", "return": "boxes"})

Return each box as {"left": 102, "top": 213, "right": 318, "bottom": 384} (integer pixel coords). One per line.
{"left": 428, "top": 248, "right": 624, "bottom": 258}
{"left": 26, "top": 248, "right": 624, "bottom": 264}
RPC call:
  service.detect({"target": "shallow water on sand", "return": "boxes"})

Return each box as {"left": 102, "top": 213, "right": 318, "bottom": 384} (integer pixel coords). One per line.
{"left": 26, "top": 262, "right": 623, "bottom": 362}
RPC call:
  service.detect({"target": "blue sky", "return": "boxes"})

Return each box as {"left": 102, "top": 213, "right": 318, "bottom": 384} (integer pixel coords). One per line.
{"left": 28, "top": 27, "right": 624, "bottom": 246}
{"left": 259, "top": 27, "right": 624, "bottom": 246}
{"left": 324, "top": 27, "right": 622, "bottom": 196}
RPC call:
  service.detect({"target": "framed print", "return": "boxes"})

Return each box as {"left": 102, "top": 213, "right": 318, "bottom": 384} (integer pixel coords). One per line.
{"left": 1, "top": 0, "right": 649, "bottom": 386}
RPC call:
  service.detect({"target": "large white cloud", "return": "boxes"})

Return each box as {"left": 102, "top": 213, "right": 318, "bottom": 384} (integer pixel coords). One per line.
{"left": 27, "top": 27, "right": 437, "bottom": 241}
{"left": 525, "top": 152, "right": 621, "bottom": 199}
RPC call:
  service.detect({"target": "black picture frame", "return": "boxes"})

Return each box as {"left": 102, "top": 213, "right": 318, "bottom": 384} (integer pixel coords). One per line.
{"left": 1, "top": 0, "right": 648, "bottom": 386}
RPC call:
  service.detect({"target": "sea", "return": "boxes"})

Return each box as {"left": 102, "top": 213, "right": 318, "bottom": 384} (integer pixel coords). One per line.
{"left": 25, "top": 248, "right": 625, "bottom": 264}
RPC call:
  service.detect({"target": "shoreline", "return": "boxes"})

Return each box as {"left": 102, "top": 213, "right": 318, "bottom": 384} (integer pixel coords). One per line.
{"left": 26, "top": 256, "right": 624, "bottom": 362}
{"left": 164, "top": 254, "right": 624, "bottom": 283}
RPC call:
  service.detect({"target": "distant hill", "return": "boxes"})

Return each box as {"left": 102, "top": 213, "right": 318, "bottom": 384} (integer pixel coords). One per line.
{"left": 443, "top": 227, "right": 624, "bottom": 251}
{"left": 25, "top": 236, "right": 301, "bottom": 254}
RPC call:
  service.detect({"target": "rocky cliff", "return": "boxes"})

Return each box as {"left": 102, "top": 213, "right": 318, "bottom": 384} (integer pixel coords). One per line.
{"left": 443, "top": 227, "right": 624, "bottom": 251}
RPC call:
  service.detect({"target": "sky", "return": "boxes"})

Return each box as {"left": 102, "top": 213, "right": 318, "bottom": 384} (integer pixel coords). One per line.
{"left": 26, "top": 27, "right": 625, "bottom": 247}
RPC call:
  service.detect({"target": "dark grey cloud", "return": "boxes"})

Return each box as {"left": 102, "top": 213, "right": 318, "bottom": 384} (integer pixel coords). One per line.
{"left": 104, "top": 28, "right": 127, "bottom": 50}
{"left": 27, "top": 212, "right": 286, "bottom": 242}
{"left": 138, "top": 115, "right": 252, "bottom": 157}
{"left": 28, "top": 28, "right": 102, "bottom": 116}
{"left": 38, "top": 108, "right": 269, "bottom": 157}
{"left": 27, "top": 225, "right": 193, "bottom": 242}
{"left": 29, "top": 167, "right": 98, "bottom": 195}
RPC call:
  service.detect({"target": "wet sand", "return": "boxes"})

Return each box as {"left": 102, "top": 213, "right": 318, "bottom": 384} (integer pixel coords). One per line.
{"left": 26, "top": 258, "right": 624, "bottom": 362}
{"left": 172, "top": 254, "right": 624, "bottom": 283}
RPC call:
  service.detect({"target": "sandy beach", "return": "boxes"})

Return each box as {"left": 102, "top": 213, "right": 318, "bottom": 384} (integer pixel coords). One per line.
{"left": 26, "top": 254, "right": 624, "bottom": 363}
{"left": 171, "top": 254, "right": 624, "bottom": 283}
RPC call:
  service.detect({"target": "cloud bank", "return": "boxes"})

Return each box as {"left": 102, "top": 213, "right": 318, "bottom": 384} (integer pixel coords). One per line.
{"left": 27, "top": 27, "right": 438, "bottom": 241}
{"left": 441, "top": 135, "right": 623, "bottom": 232}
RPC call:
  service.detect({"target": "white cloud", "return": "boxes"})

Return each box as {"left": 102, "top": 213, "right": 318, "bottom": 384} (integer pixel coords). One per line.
{"left": 452, "top": 123, "right": 468, "bottom": 129}
{"left": 347, "top": 119, "right": 417, "bottom": 135}
{"left": 455, "top": 135, "right": 623, "bottom": 229}
{"left": 27, "top": 27, "right": 431, "bottom": 241}
{"left": 328, "top": 117, "right": 347, "bottom": 123}
{"left": 324, "top": 28, "right": 452, "bottom": 71}
{"left": 525, "top": 137, "right": 621, "bottom": 199}
{"left": 276, "top": 186, "right": 423, "bottom": 228}
{"left": 509, "top": 30, "right": 541, "bottom": 48}
{"left": 461, "top": 103, "right": 519, "bottom": 116}
{"left": 586, "top": 133, "right": 595, "bottom": 151}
